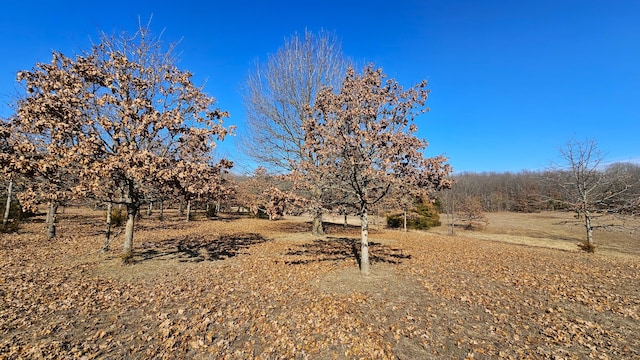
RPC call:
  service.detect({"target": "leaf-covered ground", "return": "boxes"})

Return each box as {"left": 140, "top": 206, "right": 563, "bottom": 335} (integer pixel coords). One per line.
{"left": 1, "top": 209, "right": 638, "bottom": 359}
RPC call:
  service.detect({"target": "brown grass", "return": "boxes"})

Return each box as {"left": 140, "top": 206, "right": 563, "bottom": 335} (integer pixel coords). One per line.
{"left": 0, "top": 208, "right": 638, "bottom": 359}
{"left": 432, "top": 211, "right": 640, "bottom": 257}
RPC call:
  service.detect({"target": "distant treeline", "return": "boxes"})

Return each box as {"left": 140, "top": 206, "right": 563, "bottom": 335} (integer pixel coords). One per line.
{"left": 443, "top": 162, "right": 640, "bottom": 214}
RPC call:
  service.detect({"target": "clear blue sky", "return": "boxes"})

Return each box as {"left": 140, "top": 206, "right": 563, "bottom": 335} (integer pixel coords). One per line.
{"left": 1, "top": 0, "right": 638, "bottom": 174}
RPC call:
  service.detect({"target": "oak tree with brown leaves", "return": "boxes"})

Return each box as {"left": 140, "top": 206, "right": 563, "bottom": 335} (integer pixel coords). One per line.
{"left": 15, "top": 23, "right": 232, "bottom": 259}
{"left": 301, "top": 65, "right": 452, "bottom": 275}
{"left": 12, "top": 53, "right": 94, "bottom": 239}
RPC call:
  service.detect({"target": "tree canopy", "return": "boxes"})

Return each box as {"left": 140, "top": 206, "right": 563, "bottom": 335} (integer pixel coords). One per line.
{"left": 299, "top": 65, "right": 452, "bottom": 274}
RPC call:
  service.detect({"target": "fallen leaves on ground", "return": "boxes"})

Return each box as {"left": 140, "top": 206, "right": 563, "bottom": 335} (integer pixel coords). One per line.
{"left": 0, "top": 210, "right": 638, "bottom": 359}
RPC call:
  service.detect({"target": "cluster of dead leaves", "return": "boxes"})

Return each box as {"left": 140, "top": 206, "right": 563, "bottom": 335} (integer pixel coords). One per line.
{"left": 1, "top": 210, "right": 638, "bottom": 359}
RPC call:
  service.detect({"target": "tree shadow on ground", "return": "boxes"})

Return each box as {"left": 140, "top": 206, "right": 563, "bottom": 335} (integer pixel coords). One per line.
{"left": 284, "top": 237, "right": 410, "bottom": 266}
{"left": 269, "top": 221, "right": 383, "bottom": 235}
{"left": 136, "top": 233, "right": 268, "bottom": 263}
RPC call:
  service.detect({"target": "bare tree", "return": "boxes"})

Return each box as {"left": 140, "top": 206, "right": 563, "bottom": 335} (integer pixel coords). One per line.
{"left": 242, "top": 29, "right": 349, "bottom": 234}
{"left": 301, "top": 65, "right": 451, "bottom": 275}
{"left": 554, "top": 138, "right": 631, "bottom": 252}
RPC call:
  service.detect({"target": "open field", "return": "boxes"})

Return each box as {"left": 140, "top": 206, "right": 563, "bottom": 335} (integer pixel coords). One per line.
{"left": 1, "top": 209, "right": 639, "bottom": 359}
{"left": 431, "top": 211, "right": 640, "bottom": 257}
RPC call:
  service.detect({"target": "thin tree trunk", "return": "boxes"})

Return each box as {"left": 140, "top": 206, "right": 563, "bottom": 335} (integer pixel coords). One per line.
{"left": 344, "top": 214, "right": 348, "bottom": 228}
{"left": 360, "top": 209, "right": 370, "bottom": 275}
{"left": 3, "top": 179, "right": 13, "bottom": 226}
{"left": 122, "top": 204, "right": 137, "bottom": 262}
{"left": 46, "top": 201, "right": 58, "bottom": 240}
{"left": 178, "top": 198, "right": 185, "bottom": 215}
{"left": 186, "top": 200, "right": 191, "bottom": 222}
{"left": 312, "top": 211, "right": 324, "bottom": 235}
{"left": 448, "top": 195, "right": 455, "bottom": 235}
{"left": 102, "top": 202, "right": 113, "bottom": 252}
{"left": 403, "top": 209, "right": 407, "bottom": 232}
{"left": 147, "top": 202, "right": 152, "bottom": 217}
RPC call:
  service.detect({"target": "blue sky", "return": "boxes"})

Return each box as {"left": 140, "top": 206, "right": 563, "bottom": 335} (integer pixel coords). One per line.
{"left": 1, "top": 0, "right": 638, "bottom": 174}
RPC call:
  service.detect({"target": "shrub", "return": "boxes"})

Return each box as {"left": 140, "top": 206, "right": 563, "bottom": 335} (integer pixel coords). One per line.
{"left": 386, "top": 214, "right": 404, "bottom": 229}
{"left": 386, "top": 200, "right": 441, "bottom": 230}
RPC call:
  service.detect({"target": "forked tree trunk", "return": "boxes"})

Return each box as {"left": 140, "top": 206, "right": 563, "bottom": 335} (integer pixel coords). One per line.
{"left": 102, "top": 202, "right": 113, "bottom": 252}
{"left": 312, "top": 211, "right": 324, "bottom": 235}
{"left": 3, "top": 179, "right": 13, "bottom": 226}
{"left": 360, "top": 209, "right": 370, "bottom": 275}
{"left": 122, "top": 204, "right": 137, "bottom": 261}
{"left": 46, "top": 201, "right": 58, "bottom": 240}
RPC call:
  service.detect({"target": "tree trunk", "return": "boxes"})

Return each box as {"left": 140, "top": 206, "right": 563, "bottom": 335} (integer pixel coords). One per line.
{"left": 584, "top": 209, "right": 594, "bottom": 251}
{"left": 344, "top": 214, "right": 348, "bottom": 228}
{"left": 360, "top": 209, "right": 370, "bottom": 275}
{"left": 178, "top": 198, "right": 185, "bottom": 215}
{"left": 3, "top": 179, "right": 13, "bottom": 226}
{"left": 46, "top": 201, "right": 58, "bottom": 240}
{"left": 122, "top": 203, "right": 137, "bottom": 261}
{"left": 146, "top": 202, "right": 152, "bottom": 217}
{"left": 102, "top": 202, "right": 113, "bottom": 252}
{"left": 448, "top": 194, "right": 456, "bottom": 235}
{"left": 403, "top": 210, "right": 407, "bottom": 232}
{"left": 312, "top": 211, "right": 324, "bottom": 235}
{"left": 186, "top": 200, "right": 191, "bottom": 222}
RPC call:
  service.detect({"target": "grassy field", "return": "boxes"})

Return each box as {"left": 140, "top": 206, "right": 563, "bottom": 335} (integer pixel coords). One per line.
{"left": 1, "top": 209, "right": 638, "bottom": 359}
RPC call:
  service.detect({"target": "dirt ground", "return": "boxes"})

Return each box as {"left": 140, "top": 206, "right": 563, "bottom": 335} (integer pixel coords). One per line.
{"left": 1, "top": 209, "right": 638, "bottom": 359}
